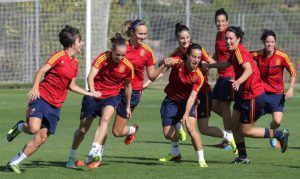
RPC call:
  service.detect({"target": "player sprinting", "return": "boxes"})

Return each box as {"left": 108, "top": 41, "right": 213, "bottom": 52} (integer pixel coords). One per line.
{"left": 251, "top": 29, "right": 296, "bottom": 148}
{"left": 66, "top": 34, "right": 134, "bottom": 169}
{"left": 212, "top": 8, "right": 236, "bottom": 149}
{"left": 159, "top": 43, "right": 208, "bottom": 168}
{"left": 205, "top": 26, "right": 289, "bottom": 164}
{"left": 6, "top": 25, "right": 100, "bottom": 173}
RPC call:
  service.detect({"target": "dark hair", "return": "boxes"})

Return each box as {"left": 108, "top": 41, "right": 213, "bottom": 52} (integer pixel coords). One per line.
{"left": 183, "top": 43, "right": 202, "bottom": 61}
{"left": 260, "top": 29, "right": 276, "bottom": 42}
{"left": 226, "top": 26, "right": 244, "bottom": 43}
{"left": 110, "top": 33, "right": 126, "bottom": 50}
{"left": 175, "top": 23, "right": 190, "bottom": 37}
{"left": 122, "top": 19, "right": 146, "bottom": 37}
{"left": 59, "top": 25, "right": 81, "bottom": 49}
{"left": 215, "top": 8, "right": 228, "bottom": 21}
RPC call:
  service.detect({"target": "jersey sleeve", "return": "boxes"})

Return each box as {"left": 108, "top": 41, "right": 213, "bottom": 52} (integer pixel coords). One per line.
{"left": 193, "top": 68, "right": 204, "bottom": 92}
{"left": 145, "top": 49, "right": 156, "bottom": 67}
{"left": 201, "top": 47, "right": 211, "bottom": 63}
{"left": 281, "top": 53, "right": 297, "bottom": 77}
{"left": 46, "top": 51, "right": 65, "bottom": 67}
{"left": 123, "top": 59, "right": 135, "bottom": 81}
{"left": 235, "top": 47, "right": 251, "bottom": 65}
{"left": 92, "top": 52, "right": 109, "bottom": 70}
{"left": 73, "top": 58, "right": 79, "bottom": 77}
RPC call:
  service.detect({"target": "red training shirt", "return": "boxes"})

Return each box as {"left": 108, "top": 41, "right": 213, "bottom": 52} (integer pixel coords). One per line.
{"left": 251, "top": 48, "right": 297, "bottom": 94}
{"left": 228, "top": 44, "right": 264, "bottom": 100}
{"left": 39, "top": 50, "right": 78, "bottom": 108}
{"left": 92, "top": 51, "right": 134, "bottom": 99}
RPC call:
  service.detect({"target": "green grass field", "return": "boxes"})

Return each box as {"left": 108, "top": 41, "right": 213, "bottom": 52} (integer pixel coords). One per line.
{"left": 1, "top": 88, "right": 300, "bottom": 178}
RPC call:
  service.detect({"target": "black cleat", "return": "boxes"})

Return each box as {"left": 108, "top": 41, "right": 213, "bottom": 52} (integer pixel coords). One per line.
{"left": 278, "top": 129, "right": 289, "bottom": 153}
{"left": 7, "top": 120, "right": 24, "bottom": 142}
{"left": 230, "top": 157, "right": 250, "bottom": 164}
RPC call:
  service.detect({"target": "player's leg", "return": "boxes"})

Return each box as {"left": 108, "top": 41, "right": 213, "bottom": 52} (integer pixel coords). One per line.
{"left": 7, "top": 128, "right": 49, "bottom": 173}
{"left": 185, "top": 116, "right": 207, "bottom": 168}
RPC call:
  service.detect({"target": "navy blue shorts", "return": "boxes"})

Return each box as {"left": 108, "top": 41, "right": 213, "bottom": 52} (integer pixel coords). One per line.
{"left": 80, "top": 95, "right": 120, "bottom": 119}
{"left": 160, "top": 96, "right": 198, "bottom": 127}
{"left": 212, "top": 77, "right": 235, "bottom": 101}
{"left": 197, "top": 92, "right": 212, "bottom": 119}
{"left": 233, "top": 93, "right": 267, "bottom": 124}
{"left": 265, "top": 93, "right": 285, "bottom": 113}
{"left": 116, "top": 89, "right": 141, "bottom": 119}
{"left": 26, "top": 97, "right": 61, "bottom": 134}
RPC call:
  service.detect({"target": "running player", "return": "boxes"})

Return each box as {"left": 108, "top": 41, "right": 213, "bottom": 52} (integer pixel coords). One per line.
{"left": 212, "top": 8, "right": 236, "bottom": 149}
{"left": 251, "top": 29, "right": 296, "bottom": 148}
{"left": 205, "top": 26, "right": 289, "bottom": 163}
{"left": 6, "top": 25, "right": 100, "bottom": 173}
{"left": 159, "top": 43, "right": 208, "bottom": 168}
{"left": 66, "top": 34, "right": 134, "bottom": 169}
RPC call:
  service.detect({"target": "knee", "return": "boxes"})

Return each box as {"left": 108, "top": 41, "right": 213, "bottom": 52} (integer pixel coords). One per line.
{"left": 241, "top": 127, "right": 252, "bottom": 137}
{"left": 27, "top": 126, "right": 40, "bottom": 134}
{"left": 198, "top": 126, "right": 208, "bottom": 135}
{"left": 40, "top": 136, "right": 48, "bottom": 144}
{"left": 100, "top": 116, "right": 111, "bottom": 126}
{"left": 186, "top": 126, "right": 197, "bottom": 136}
{"left": 78, "top": 127, "right": 89, "bottom": 135}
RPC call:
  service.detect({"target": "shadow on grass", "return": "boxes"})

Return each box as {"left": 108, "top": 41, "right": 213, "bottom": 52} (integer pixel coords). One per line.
{"left": 21, "top": 161, "right": 85, "bottom": 171}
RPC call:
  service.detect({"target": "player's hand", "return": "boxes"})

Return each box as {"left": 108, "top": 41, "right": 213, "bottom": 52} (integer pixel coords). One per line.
{"left": 230, "top": 79, "right": 240, "bottom": 91}
{"left": 28, "top": 87, "right": 40, "bottom": 101}
{"left": 90, "top": 91, "right": 101, "bottom": 98}
{"left": 163, "top": 57, "right": 173, "bottom": 67}
{"left": 285, "top": 87, "right": 294, "bottom": 100}
{"left": 143, "top": 80, "right": 151, "bottom": 90}
{"left": 126, "top": 108, "right": 132, "bottom": 119}
{"left": 180, "top": 114, "right": 188, "bottom": 124}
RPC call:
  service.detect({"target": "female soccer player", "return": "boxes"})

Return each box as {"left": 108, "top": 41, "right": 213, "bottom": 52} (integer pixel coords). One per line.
{"left": 251, "top": 29, "right": 296, "bottom": 148}
{"left": 205, "top": 26, "right": 289, "bottom": 164}
{"left": 159, "top": 43, "right": 208, "bottom": 168}
{"left": 66, "top": 34, "right": 134, "bottom": 169}
{"left": 6, "top": 25, "right": 100, "bottom": 173}
{"left": 112, "top": 19, "right": 166, "bottom": 145}
{"left": 212, "top": 8, "right": 236, "bottom": 149}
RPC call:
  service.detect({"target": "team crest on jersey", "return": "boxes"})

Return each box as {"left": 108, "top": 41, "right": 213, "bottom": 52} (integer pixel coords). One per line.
{"left": 191, "top": 75, "right": 198, "bottom": 82}
{"left": 139, "top": 49, "right": 146, "bottom": 57}
{"left": 275, "top": 59, "right": 281, "bottom": 65}
{"left": 119, "top": 64, "right": 125, "bottom": 73}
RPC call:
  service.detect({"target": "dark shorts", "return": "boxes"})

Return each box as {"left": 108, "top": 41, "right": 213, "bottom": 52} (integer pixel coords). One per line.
{"left": 197, "top": 91, "right": 212, "bottom": 119}
{"left": 26, "top": 97, "right": 61, "bottom": 134}
{"left": 265, "top": 93, "right": 285, "bottom": 113}
{"left": 80, "top": 95, "right": 120, "bottom": 119}
{"left": 160, "top": 96, "right": 198, "bottom": 127}
{"left": 212, "top": 77, "right": 235, "bottom": 102}
{"left": 233, "top": 93, "right": 267, "bottom": 124}
{"left": 116, "top": 89, "right": 141, "bottom": 119}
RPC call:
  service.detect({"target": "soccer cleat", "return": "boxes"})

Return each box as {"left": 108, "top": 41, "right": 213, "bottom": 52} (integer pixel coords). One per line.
{"left": 230, "top": 157, "right": 250, "bottom": 164}
{"left": 223, "top": 145, "right": 233, "bottom": 151}
{"left": 269, "top": 138, "right": 277, "bottom": 148}
{"left": 177, "top": 127, "right": 187, "bottom": 142}
{"left": 75, "top": 160, "right": 85, "bottom": 166}
{"left": 159, "top": 153, "right": 182, "bottom": 162}
{"left": 6, "top": 162, "right": 22, "bottom": 174}
{"left": 125, "top": 124, "right": 139, "bottom": 145}
{"left": 66, "top": 156, "right": 76, "bottom": 168}
{"left": 87, "top": 155, "right": 102, "bottom": 169}
{"left": 7, "top": 120, "right": 24, "bottom": 142}
{"left": 214, "top": 140, "right": 228, "bottom": 148}
{"left": 198, "top": 160, "right": 208, "bottom": 168}
{"left": 278, "top": 129, "right": 289, "bottom": 153}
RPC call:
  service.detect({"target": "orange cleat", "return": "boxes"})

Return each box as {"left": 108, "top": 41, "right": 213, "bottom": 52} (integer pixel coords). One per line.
{"left": 125, "top": 124, "right": 139, "bottom": 145}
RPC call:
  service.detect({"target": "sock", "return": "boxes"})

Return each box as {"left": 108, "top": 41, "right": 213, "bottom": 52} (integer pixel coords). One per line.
{"left": 128, "top": 126, "right": 136, "bottom": 135}
{"left": 171, "top": 141, "right": 179, "bottom": 156}
{"left": 196, "top": 150, "right": 204, "bottom": 161}
{"left": 17, "top": 122, "right": 24, "bottom": 132}
{"left": 96, "top": 145, "right": 104, "bottom": 157}
{"left": 176, "top": 123, "right": 182, "bottom": 131}
{"left": 69, "top": 149, "right": 77, "bottom": 159}
{"left": 274, "top": 130, "right": 284, "bottom": 140}
{"left": 223, "top": 131, "right": 233, "bottom": 141}
{"left": 236, "top": 142, "right": 247, "bottom": 159}
{"left": 89, "top": 143, "right": 100, "bottom": 157}
{"left": 10, "top": 151, "right": 27, "bottom": 165}
{"left": 263, "top": 128, "right": 270, "bottom": 138}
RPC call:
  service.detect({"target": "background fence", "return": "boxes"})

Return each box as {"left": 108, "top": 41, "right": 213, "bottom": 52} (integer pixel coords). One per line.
{"left": 0, "top": 0, "right": 299, "bottom": 85}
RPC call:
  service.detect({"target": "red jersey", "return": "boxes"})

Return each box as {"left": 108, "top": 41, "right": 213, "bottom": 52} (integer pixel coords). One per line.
{"left": 169, "top": 47, "right": 211, "bottom": 93}
{"left": 164, "top": 59, "right": 204, "bottom": 101}
{"left": 39, "top": 50, "right": 78, "bottom": 108}
{"left": 215, "top": 30, "right": 235, "bottom": 77}
{"left": 251, "top": 48, "right": 297, "bottom": 94}
{"left": 228, "top": 44, "right": 264, "bottom": 99}
{"left": 125, "top": 42, "right": 156, "bottom": 91}
{"left": 92, "top": 51, "right": 134, "bottom": 99}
